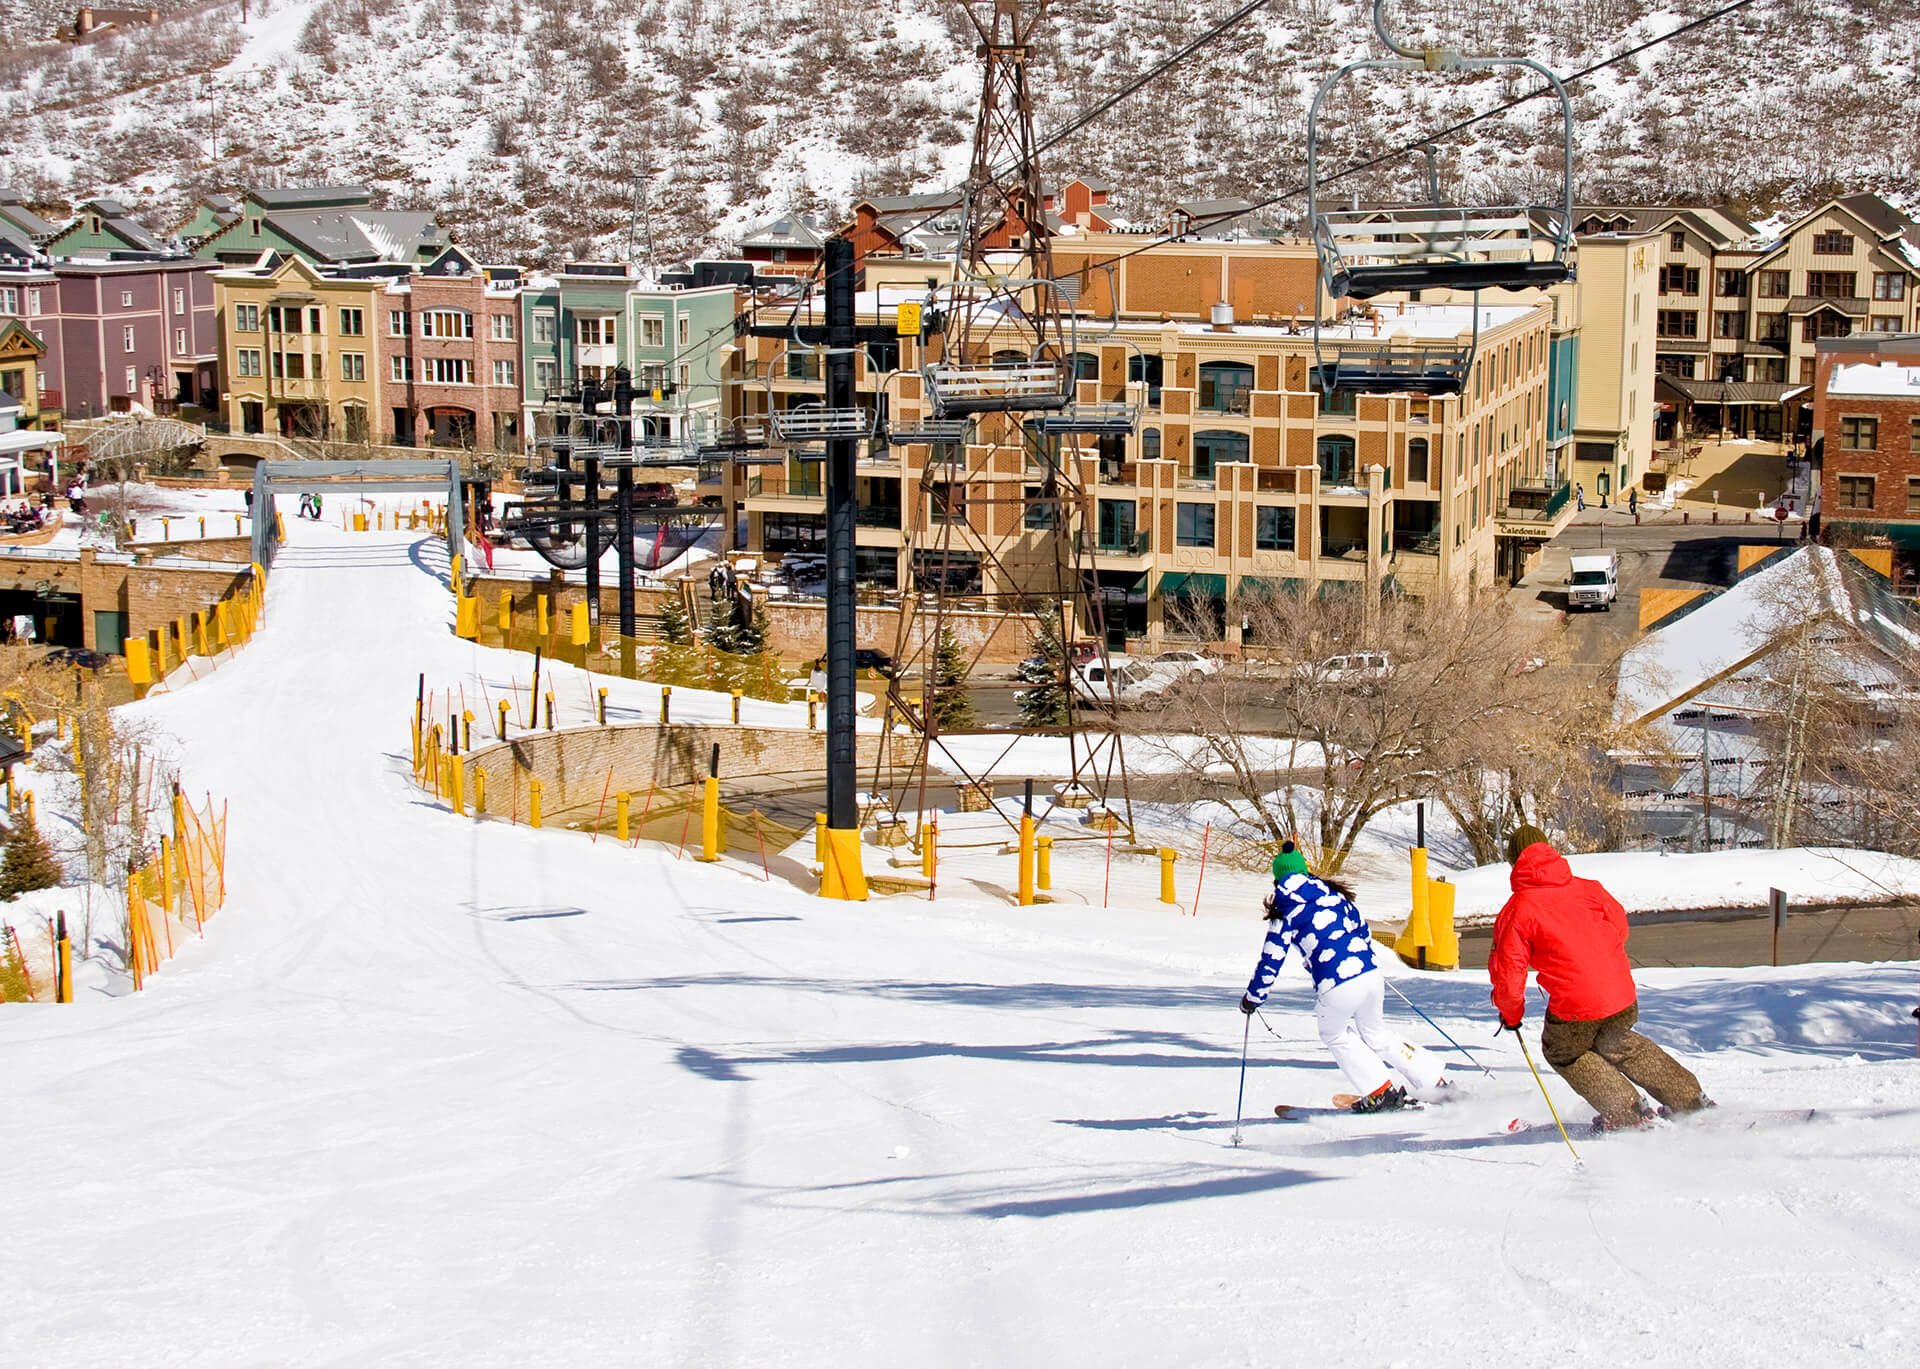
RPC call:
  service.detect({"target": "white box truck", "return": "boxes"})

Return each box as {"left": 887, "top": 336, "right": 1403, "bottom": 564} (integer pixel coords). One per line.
{"left": 1567, "top": 551, "right": 1619, "bottom": 611}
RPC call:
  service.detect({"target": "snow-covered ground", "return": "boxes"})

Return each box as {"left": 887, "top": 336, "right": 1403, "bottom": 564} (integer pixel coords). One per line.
{"left": 3, "top": 516, "right": 1918, "bottom": 1366}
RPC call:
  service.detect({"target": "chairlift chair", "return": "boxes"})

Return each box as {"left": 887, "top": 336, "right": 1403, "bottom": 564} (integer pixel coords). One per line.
{"left": 760, "top": 349, "right": 876, "bottom": 442}
{"left": 1304, "top": 0, "right": 1575, "bottom": 395}
{"left": 920, "top": 276, "right": 1080, "bottom": 417}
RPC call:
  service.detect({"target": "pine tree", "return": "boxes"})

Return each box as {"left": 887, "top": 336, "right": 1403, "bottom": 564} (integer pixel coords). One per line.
{"left": 0, "top": 925, "right": 30, "bottom": 1002}
{"left": 0, "top": 811, "right": 63, "bottom": 900}
{"left": 706, "top": 594, "right": 743, "bottom": 654}
{"left": 928, "top": 624, "right": 975, "bottom": 730}
{"left": 657, "top": 592, "right": 693, "bottom": 646}
{"left": 1015, "top": 617, "right": 1072, "bottom": 728}
{"left": 736, "top": 600, "right": 770, "bottom": 656}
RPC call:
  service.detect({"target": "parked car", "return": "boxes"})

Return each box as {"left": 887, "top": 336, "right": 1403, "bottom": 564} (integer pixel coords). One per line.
{"left": 1294, "top": 651, "right": 1394, "bottom": 687}
{"left": 634, "top": 482, "right": 679, "bottom": 509}
{"left": 1073, "top": 658, "right": 1176, "bottom": 710}
{"left": 42, "top": 646, "right": 111, "bottom": 671}
{"left": 1152, "top": 649, "right": 1224, "bottom": 683}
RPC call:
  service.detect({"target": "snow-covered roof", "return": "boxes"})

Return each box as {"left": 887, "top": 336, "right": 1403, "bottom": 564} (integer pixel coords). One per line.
{"left": 1827, "top": 361, "right": 1920, "bottom": 398}
{"left": 1616, "top": 546, "right": 1920, "bottom": 726}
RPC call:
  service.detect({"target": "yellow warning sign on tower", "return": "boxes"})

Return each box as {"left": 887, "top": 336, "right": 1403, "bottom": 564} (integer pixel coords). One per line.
{"left": 896, "top": 302, "right": 922, "bottom": 336}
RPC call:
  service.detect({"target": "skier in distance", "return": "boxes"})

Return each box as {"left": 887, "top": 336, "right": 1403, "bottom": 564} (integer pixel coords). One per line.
{"left": 1490, "top": 826, "right": 1711, "bottom": 1131}
{"left": 1240, "top": 841, "right": 1448, "bottom": 1113}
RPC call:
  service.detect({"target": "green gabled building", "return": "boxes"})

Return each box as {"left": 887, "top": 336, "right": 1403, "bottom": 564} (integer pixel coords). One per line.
{"left": 43, "top": 199, "right": 167, "bottom": 256}
{"left": 195, "top": 186, "right": 447, "bottom": 267}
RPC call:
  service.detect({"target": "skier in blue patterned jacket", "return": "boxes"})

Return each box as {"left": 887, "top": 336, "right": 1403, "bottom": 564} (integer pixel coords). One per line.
{"left": 1240, "top": 841, "right": 1448, "bottom": 1113}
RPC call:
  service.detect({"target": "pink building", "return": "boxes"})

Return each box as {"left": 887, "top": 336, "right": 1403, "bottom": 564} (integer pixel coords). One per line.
{"left": 376, "top": 248, "right": 523, "bottom": 450}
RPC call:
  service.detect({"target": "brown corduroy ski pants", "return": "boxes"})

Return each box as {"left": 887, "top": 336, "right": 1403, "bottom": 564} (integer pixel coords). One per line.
{"left": 1541, "top": 1002, "right": 1705, "bottom": 1128}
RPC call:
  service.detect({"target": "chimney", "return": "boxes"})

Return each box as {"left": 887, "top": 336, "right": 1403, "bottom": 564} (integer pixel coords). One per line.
{"left": 1210, "top": 301, "right": 1234, "bottom": 332}
{"left": 77, "top": 6, "right": 94, "bottom": 33}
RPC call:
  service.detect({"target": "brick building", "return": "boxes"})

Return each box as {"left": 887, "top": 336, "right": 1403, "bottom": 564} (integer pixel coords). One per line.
{"left": 1818, "top": 357, "right": 1920, "bottom": 564}
{"left": 378, "top": 248, "right": 523, "bottom": 450}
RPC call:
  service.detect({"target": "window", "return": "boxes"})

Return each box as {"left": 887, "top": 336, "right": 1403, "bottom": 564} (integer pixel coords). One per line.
{"left": 339, "top": 307, "right": 364, "bottom": 336}
{"left": 1802, "top": 312, "right": 1852, "bottom": 342}
{"left": 1175, "top": 502, "right": 1216, "bottom": 548}
{"left": 1912, "top": 418, "right": 1920, "bottom": 454}
{"left": 1659, "top": 265, "right": 1700, "bottom": 295}
{"left": 678, "top": 364, "right": 689, "bottom": 390}
{"left": 678, "top": 316, "right": 691, "bottom": 345}
{"left": 931, "top": 482, "right": 965, "bottom": 525}
{"left": 1255, "top": 505, "right": 1295, "bottom": 551}
{"left": 271, "top": 351, "right": 305, "bottom": 380}
{"left": 534, "top": 359, "right": 557, "bottom": 391}
{"left": 1191, "top": 430, "right": 1248, "bottom": 481}
{"left": 1800, "top": 358, "right": 1816, "bottom": 384}
{"left": 1839, "top": 416, "right": 1878, "bottom": 450}
{"left": 2, "top": 286, "right": 21, "bottom": 314}
{"left": 1140, "top": 428, "right": 1161, "bottom": 462}
{"left": 1908, "top": 478, "right": 1920, "bottom": 515}
{"left": 1806, "top": 271, "right": 1856, "bottom": 299}
{"left": 1753, "top": 357, "right": 1787, "bottom": 384}
{"left": 1096, "top": 499, "right": 1138, "bottom": 550}
{"left": 578, "top": 316, "right": 613, "bottom": 346}
{"left": 1760, "top": 312, "right": 1789, "bottom": 342}
{"left": 1669, "top": 230, "right": 1685, "bottom": 253}
{"left": 1759, "top": 270, "right": 1791, "bottom": 299}
{"left": 389, "top": 310, "right": 411, "bottom": 337}
{"left": 125, "top": 366, "right": 137, "bottom": 393}
{"left": 421, "top": 357, "right": 473, "bottom": 384}
{"left": 1812, "top": 230, "right": 1855, "bottom": 255}
{"left": 1655, "top": 355, "right": 1697, "bottom": 379}
{"left": 390, "top": 355, "right": 412, "bottom": 383}
{"left": 1870, "top": 316, "right": 1902, "bottom": 333}
{"left": 341, "top": 352, "right": 366, "bottom": 382}
{"left": 1714, "top": 311, "right": 1747, "bottom": 340}
{"left": 173, "top": 287, "right": 186, "bottom": 315}
{"left": 1023, "top": 485, "right": 1054, "bottom": 530}
{"left": 122, "top": 325, "right": 135, "bottom": 352}
{"left": 488, "top": 313, "right": 513, "bottom": 342}
{"left": 419, "top": 310, "right": 473, "bottom": 339}
{"left": 1656, "top": 310, "right": 1698, "bottom": 338}
{"left": 1318, "top": 386, "right": 1357, "bottom": 417}
{"left": 235, "top": 348, "right": 262, "bottom": 377}
{"left": 1836, "top": 475, "right": 1875, "bottom": 510}
{"left": 174, "top": 328, "right": 186, "bottom": 353}
{"left": 235, "top": 303, "right": 259, "bottom": 331}
{"left": 26, "top": 288, "right": 41, "bottom": 315}
{"left": 640, "top": 316, "right": 665, "bottom": 348}
{"left": 1317, "top": 435, "right": 1357, "bottom": 486}
{"left": 492, "top": 359, "right": 515, "bottom": 386}
{"left": 1872, "top": 273, "right": 1908, "bottom": 302}
{"left": 1407, "top": 437, "right": 1429, "bottom": 484}
{"left": 1196, "top": 361, "right": 1253, "bottom": 413}
{"left": 121, "top": 290, "right": 134, "bottom": 308}
{"left": 533, "top": 312, "right": 556, "bottom": 343}
{"left": 1128, "top": 354, "right": 1163, "bottom": 405}
{"left": 1715, "top": 270, "right": 1747, "bottom": 298}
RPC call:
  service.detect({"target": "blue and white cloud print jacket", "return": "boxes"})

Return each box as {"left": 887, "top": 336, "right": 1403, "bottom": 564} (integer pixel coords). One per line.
{"left": 1244, "top": 872, "right": 1379, "bottom": 1003}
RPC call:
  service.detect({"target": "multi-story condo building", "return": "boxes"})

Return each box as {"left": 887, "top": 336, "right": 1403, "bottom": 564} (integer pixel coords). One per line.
{"left": 729, "top": 235, "right": 1557, "bottom": 649}
{"left": 517, "top": 265, "right": 739, "bottom": 448}
{"left": 1816, "top": 351, "right": 1920, "bottom": 561}
{"left": 196, "top": 186, "right": 447, "bottom": 268}
{"left": 214, "top": 247, "right": 523, "bottom": 449}
{"left": 376, "top": 249, "right": 523, "bottom": 450}
{"left": 0, "top": 254, "right": 219, "bottom": 417}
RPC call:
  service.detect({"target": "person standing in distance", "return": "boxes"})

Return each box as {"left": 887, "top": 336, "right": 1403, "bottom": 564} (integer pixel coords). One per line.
{"left": 1490, "top": 825, "right": 1711, "bottom": 1130}
{"left": 1240, "top": 841, "right": 1448, "bottom": 1113}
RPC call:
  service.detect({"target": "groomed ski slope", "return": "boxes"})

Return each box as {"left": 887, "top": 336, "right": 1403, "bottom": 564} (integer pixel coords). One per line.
{"left": 4, "top": 522, "right": 1919, "bottom": 1368}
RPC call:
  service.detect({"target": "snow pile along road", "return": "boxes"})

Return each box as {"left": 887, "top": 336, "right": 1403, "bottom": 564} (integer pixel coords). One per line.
{"left": 2, "top": 519, "right": 1917, "bottom": 1367}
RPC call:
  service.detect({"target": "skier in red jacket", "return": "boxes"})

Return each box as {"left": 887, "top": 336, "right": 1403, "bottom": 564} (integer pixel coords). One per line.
{"left": 1490, "top": 827, "right": 1710, "bottom": 1130}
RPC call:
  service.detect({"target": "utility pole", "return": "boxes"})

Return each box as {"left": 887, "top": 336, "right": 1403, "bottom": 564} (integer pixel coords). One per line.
{"left": 821, "top": 235, "right": 862, "bottom": 891}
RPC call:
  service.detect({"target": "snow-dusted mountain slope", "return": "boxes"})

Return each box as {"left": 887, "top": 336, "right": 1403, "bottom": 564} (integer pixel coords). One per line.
{"left": 3, "top": 0, "right": 1918, "bottom": 269}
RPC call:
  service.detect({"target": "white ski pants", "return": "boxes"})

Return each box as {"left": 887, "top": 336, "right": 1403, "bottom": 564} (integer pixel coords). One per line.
{"left": 1315, "top": 970, "right": 1446, "bottom": 1098}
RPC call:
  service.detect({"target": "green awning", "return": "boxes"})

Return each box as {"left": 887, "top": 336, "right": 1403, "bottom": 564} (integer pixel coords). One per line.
{"left": 1234, "top": 576, "right": 1303, "bottom": 601}
{"left": 1157, "top": 571, "right": 1227, "bottom": 599}
{"left": 1886, "top": 525, "right": 1920, "bottom": 551}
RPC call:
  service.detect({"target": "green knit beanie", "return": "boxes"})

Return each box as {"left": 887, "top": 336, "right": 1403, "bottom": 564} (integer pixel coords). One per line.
{"left": 1505, "top": 824, "right": 1551, "bottom": 864}
{"left": 1272, "top": 841, "right": 1309, "bottom": 880}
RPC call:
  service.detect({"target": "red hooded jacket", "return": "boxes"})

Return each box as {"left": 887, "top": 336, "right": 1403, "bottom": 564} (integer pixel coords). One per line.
{"left": 1489, "top": 843, "right": 1637, "bottom": 1026}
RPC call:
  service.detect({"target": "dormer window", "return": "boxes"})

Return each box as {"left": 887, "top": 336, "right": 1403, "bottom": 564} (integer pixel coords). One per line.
{"left": 250, "top": 218, "right": 261, "bottom": 236}
{"left": 91, "top": 216, "right": 102, "bottom": 234}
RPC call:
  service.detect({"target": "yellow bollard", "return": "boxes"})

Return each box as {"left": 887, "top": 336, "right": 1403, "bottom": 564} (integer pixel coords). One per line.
{"left": 198, "top": 516, "right": 205, "bottom": 538}
{"left": 474, "top": 768, "right": 488, "bottom": 815}
{"left": 19, "top": 720, "right": 31, "bottom": 759}
{"left": 235, "top": 514, "right": 242, "bottom": 535}
{"left": 815, "top": 811, "right": 828, "bottom": 868}
{"left": 661, "top": 687, "right": 671, "bottom": 724}
{"left": 544, "top": 692, "right": 555, "bottom": 730}
{"left": 377, "top": 511, "right": 385, "bottom": 531}
{"left": 698, "top": 776, "right": 721, "bottom": 862}
{"left": 571, "top": 602, "right": 589, "bottom": 646}
{"left": 462, "top": 710, "right": 473, "bottom": 752}
{"left": 354, "top": 512, "right": 368, "bottom": 532}
{"left": 447, "top": 758, "right": 465, "bottom": 816}
{"left": 808, "top": 695, "right": 818, "bottom": 730}
{"left": 195, "top": 611, "right": 209, "bottom": 657}
{"left": 597, "top": 688, "right": 608, "bottom": 725}
{"left": 125, "top": 637, "right": 152, "bottom": 688}
{"left": 1017, "top": 813, "right": 1036, "bottom": 906}
{"left": 1038, "top": 835, "right": 1053, "bottom": 892}
{"left": 537, "top": 595, "right": 549, "bottom": 638}
{"left": 456, "top": 595, "right": 479, "bottom": 639}
{"left": 497, "top": 590, "right": 511, "bottom": 638}
{"left": 921, "top": 821, "right": 937, "bottom": 881}
{"left": 616, "top": 792, "right": 631, "bottom": 843}
{"left": 1159, "top": 847, "right": 1178, "bottom": 905}
{"left": 176, "top": 615, "right": 190, "bottom": 660}
{"left": 529, "top": 780, "right": 543, "bottom": 829}
{"left": 162, "top": 517, "right": 170, "bottom": 539}
{"left": 56, "top": 917, "right": 72, "bottom": 1003}
{"left": 731, "top": 689, "right": 742, "bottom": 724}
{"left": 497, "top": 699, "right": 510, "bottom": 740}
{"left": 1395, "top": 846, "right": 1434, "bottom": 966}
{"left": 23, "top": 789, "right": 34, "bottom": 825}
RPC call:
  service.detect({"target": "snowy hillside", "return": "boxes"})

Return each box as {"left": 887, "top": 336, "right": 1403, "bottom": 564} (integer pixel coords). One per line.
{"left": 2, "top": 515, "right": 1919, "bottom": 1365}
{"left": 2, "top": 0, "right": 1917, "bottom": 262}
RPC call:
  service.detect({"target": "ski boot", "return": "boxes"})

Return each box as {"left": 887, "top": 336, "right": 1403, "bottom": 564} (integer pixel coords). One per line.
{"left": 1349, "top": 1083, "right": 1413, "bottom": 1114}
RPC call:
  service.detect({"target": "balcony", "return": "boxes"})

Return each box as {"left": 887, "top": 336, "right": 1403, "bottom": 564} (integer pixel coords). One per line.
{"left": 1076, "top": 529, "right": 1152, "bottom": 560}
{"left": 746, "top": 472, "right": 822, "bottom": 501}
{"left": 854, "top": 506, "right": 902, "bottom": 529}
{"left": 1497, "top": 481, "right": 1573, "bottom": 532}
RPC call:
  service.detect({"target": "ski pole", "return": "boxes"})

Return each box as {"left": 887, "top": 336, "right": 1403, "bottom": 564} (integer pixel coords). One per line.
{"left": 1517, "top": 1032, "right": 1582, "bottom": 1165}
{"left": 1384, "top": 978, "right": 1495, "bottom": 1077}
{"left": 1230, "top": 1014, "right": 1251, "bottom": 1148}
